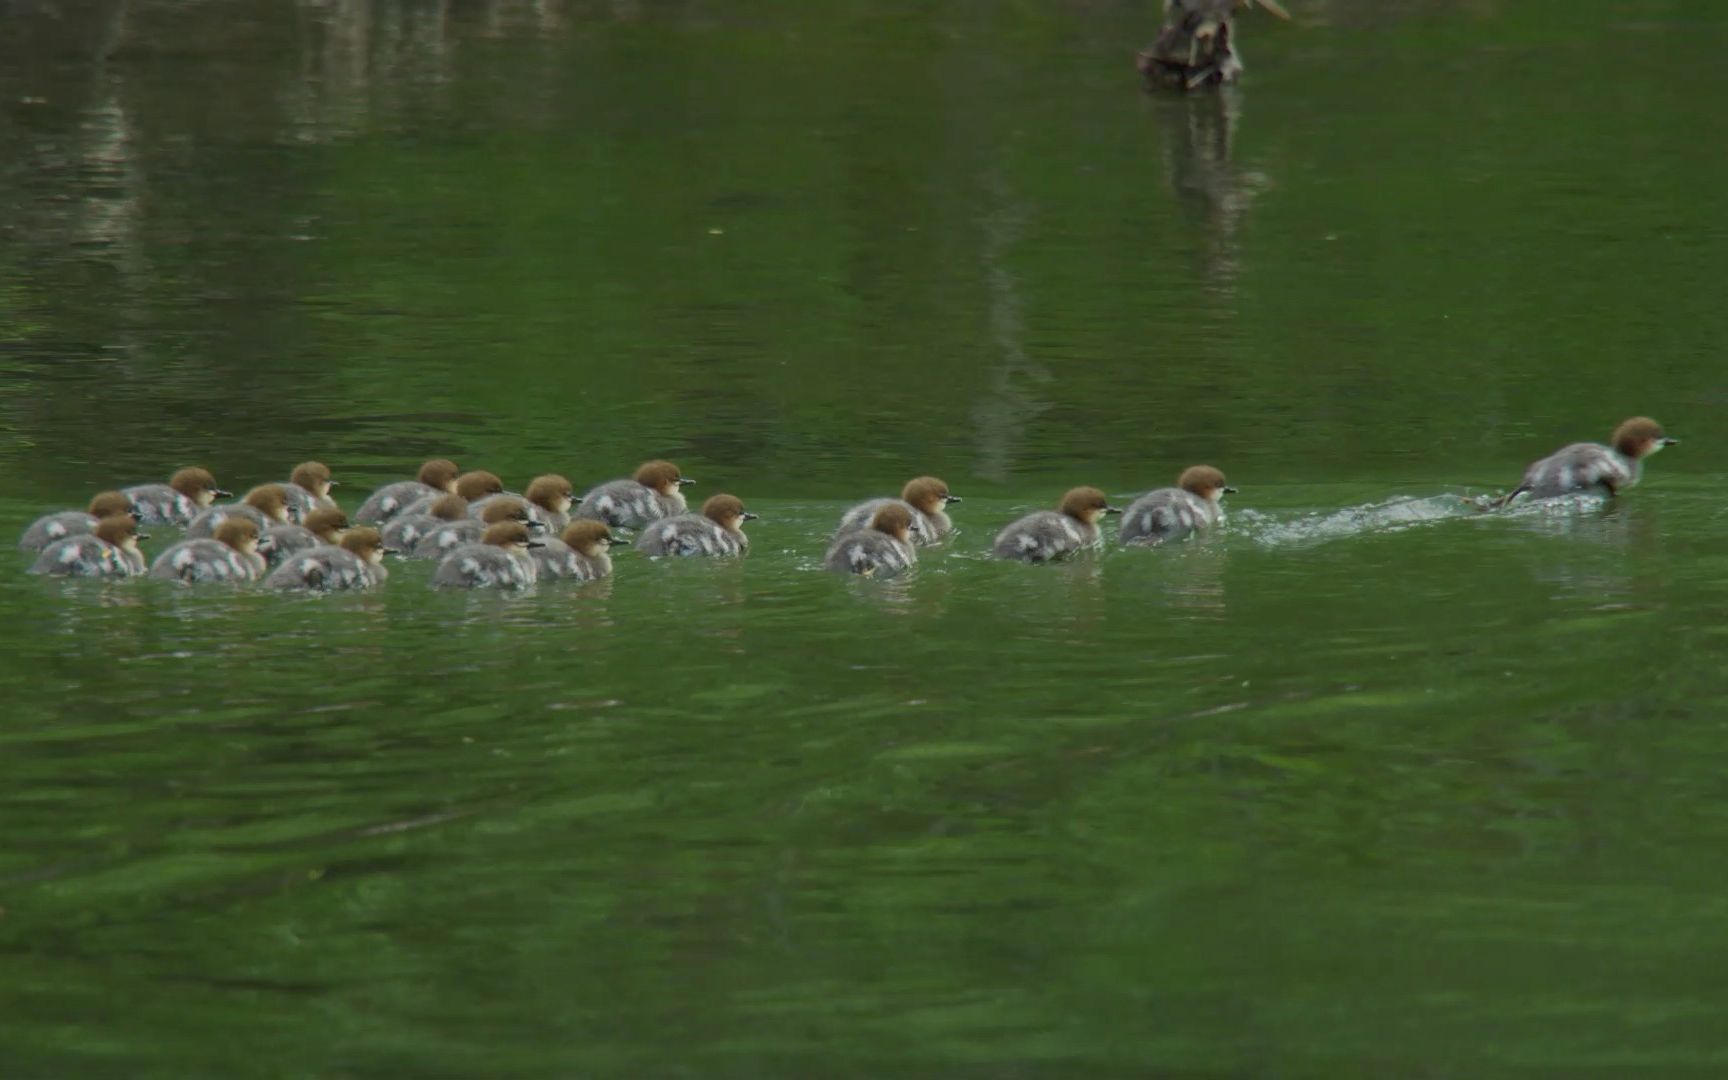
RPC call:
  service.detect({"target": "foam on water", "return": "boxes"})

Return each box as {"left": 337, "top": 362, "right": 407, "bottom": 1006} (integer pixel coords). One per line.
{"left": 1236, "top": 494, "right": 1485, "bottom": 549}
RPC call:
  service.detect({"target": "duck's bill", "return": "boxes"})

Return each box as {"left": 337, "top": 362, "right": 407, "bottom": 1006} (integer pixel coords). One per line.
{"left": 945, "top": 495, "right": 963, "bottom": 503}
{"left": 1104, "top": 506, "right": 1124, "bottom": 515}
{"left": 677, "top": 478, "right": 697, "bottom": 487}
{"left": 1254, "top": 0, "right": 1292, "bottom": 19}
{"left": 1662, "top": 437, "right": 1680, "bottom": 446}
{"left": 1223, "top": 486, "right": 1240, "bottom": 494}
{"left": 527, "top": 539, "right": 547, "bottom": 549}
{"left": 741, "top": 512, "right": 760, "bottom": 521}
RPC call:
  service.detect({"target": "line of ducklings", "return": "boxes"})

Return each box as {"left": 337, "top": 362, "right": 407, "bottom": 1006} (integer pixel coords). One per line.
{"left": 16, "top": 416, "right": 1679, "bottom": 590}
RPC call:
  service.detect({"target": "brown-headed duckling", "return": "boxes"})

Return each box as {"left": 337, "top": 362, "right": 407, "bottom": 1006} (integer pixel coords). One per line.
{"left": 149, "top": 518, "right": 266, "bottom": 583}
{"left": 837, "top": 475, "right": 960, "bottom": 546}
{"left": 825, "top": 502, "right": 917, "bottom": 577}
{"left": 532, "top": 519, "right": 622, "bottom": 581}
{"left": 265, "top": 526, "right": 388, "bottom": 592}
{"left": 430, "top": 520, "right": 544, "bottom": 589}
{"left": 575, "top": 460, "right": 694, "bottom": 528}
{"left": 993, "top": 486, "right": 1119, "bottom": 562}
{"left": 29, "top": 515, "right": 149, "bottom": 578}
{"left": 186, "top": 483, "right": 293, "bottom": 539}
{"left": 123, "top": 467, "right": 230, "bottom": 525}
{"left": 1120, "top": 465, "right": 1235, "bottom": 546}
{"left": 635, "top": 493, "right": 754, "bottom": 558}
{"left": 354, "top": 458, "right": 461, "bottom": 524}
{"left": 19, "top": 489, "right": 138, "bottom": 552}
{"left": 1501, "top": 416, "right": 1678, "bottom": 505}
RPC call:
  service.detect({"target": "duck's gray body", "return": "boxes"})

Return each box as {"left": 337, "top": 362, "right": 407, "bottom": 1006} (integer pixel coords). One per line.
{"left": 20, "top": 511, "right": 101, "bottom": 552}
{"left": 1119, "top": 489, "right": 1220, "bottom": 546}
{"left": 824, "top": 530, "right": 916, "bottom": 576}
{"left": 411, "top": 520, "right": 483, "bottom": 559}
{"left": 1509, "top": 443, "right": 1637, "bottom": 502}
{"left": 148, "top": 540, "right": 265, "bottom": 584}
{"left": 265, "top": 547, "right": 385, "bottom": 592}
{"left": 530, "top": 539, "right": 613, "bottom": 581}
{"left": 634, "top": 515, "right": 746, "bottom": 558}
{"left": 993, "top": 512, "right": 1100, "bottom": 563}
{"left": 575, "top": 480, "right": 683, "bottom": 529}
{"left": 122, "top": 484, "right": 197, "bottom": 525}
{"left": 835, "top": 499, "right": 949, "bottom": 546}
{"left": 281, "top": 485, "right": 336, "bottom": 523}
{"left": 381, "top": 511, "right": 450, "bottom": 553}
{"left": 186, "top": 503, "right": 274, "bottom": 540}
{"left": 431, "top": 544, "right": 537, "bottom": 589}
{"left": 355, "top": 481, "right": 440, "bottom": 525}
{"left": 258, "top": 522, "right": 323, "bottom": 567}
{"left": 29, "top": 536, "right": 144, "bottom": 578}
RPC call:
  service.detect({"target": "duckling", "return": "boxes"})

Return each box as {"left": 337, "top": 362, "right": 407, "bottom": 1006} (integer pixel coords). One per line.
{"left": 1120, "top": 465, "right": 1236, "bottom": 546}
{"left": 635, "top": 494, "right": 754, "bottom": 558}
{"left": 401, "top": 469, "right": 507, "bottom": 522}
{"left": 1501, "top": 417, "right": 1679, "bottom": 505}
{"left": 473, "top": 473, "right": 575, "bottom": 532}
{"left": 354, "top": 459, "right": 461, "bottom": 524}
{"left": 533, "top": 519, "right": 622, "bottom": 581}
{"left": 186, "top": 483, "right": 293, "bottom": 539}
{"left": 265, "top": 526, "right": 388, "bottom": 592}
{"left": 575, "top": 460, "right": 694, "bottom": 528}
{"left": 825, "top": 503, "right": 918, "bottom": 577}
{"left": 19, "top": 490, "right": 137, "bottom": 552}
{"left": 281, "top": 461, "right": 339, "bottom": 521}
{"left": 836, "top": 476, "right": 961, "bottom": 547}
{"left": 409, "top": 497, "right": 536, "bottom": 560}
{"left": 260, "top": 507, "right": 350, "bottom": 567}
{"left": 122, "top": 467, "right": 230, "bottom": 525}
{"left": 29, "top": 515, "right": 149, "bottom": 578}
{"left": 993, "top": 486, "right": 1121, "bottom": 562}
{"left": 148, "top": 518, "right": 267, "bottom": 583}
{"left": 379, "top": 494, "right": 468, "bottom": 553}
{"left": 431, "top": 520, "right": 544, "bottom": 589}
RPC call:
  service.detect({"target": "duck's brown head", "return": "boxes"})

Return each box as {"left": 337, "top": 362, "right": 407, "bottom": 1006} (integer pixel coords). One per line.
{"left": 560, "top": 519, "right": 616, "bottom": 558}
{"left": 213, "top": 518, "right": 260, "bottom": 556}
{"left": 454, "top": 470, "right": 505, "bottom": 501}
{"left": 87, "top": 490, "right": 137, "bottom": 521}
{"left": 479, "top": 497, "right": 535, "bottom": 527}
{"left": 482, "top": 520, "right": 542, "bottom": 551}
{"left": 1059, "top": 486, "right": 1120, "bottom": 525}
{"left": 526, "top": 474, "right": 575, "bottom": 515}
{"left": 94, "top": 514, "right": 145, "bottom": 550}
{"left": 418, "top": 459, "right": 461, "bottom": 493}
{"left": 1611, "top": 417, "right": 1678, "bottom": 459}
{"left": 244, "top": 483, "right": 292, "bottom": 524}
{"left": 900, "top": 476, "right": 957, "bottom": 517}
{"left": 339, "top": 526, "right": 386, "bottom": 565}
{"left": 1177, "top": 465, "right": 1236, "bottom": 501}
{"left": 701, "top": 493, "right": 756, "bottom": 532}
{"left": 302, "top": 507, "right": 349, "bottom": 544}
{"left": 171, "top": 467, "right": 229, "bottom": 507}
{"left": 870, "top": 502, "right": 915, "bottom": 544}
{"left": 290, "top": 461, "right": 335, "bottom": 498}
{"left": 634, "top": 460, "right": 691, "bottom": 498}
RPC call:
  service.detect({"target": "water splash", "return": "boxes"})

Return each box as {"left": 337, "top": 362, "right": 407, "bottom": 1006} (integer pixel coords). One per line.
{"left": 1237, "top": 494, "right": 1484, "bottom": 549}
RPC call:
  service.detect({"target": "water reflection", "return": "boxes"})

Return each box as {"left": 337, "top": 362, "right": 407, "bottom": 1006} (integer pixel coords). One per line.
{"left": 1154, "top": 88, "right": 1270, "bottom": 291}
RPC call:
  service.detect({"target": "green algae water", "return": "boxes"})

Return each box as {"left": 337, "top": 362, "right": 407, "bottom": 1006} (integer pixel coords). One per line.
{"left": 6, "top": 2, "right": 1728, "bottom": 1076}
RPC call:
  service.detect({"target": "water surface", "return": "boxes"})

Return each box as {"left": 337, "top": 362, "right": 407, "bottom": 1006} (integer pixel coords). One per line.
{"left": 4, "top": 1, "right": 1728, "bottom": 1076}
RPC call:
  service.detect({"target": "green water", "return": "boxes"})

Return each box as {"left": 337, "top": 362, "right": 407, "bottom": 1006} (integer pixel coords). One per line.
{"left": 5, "top": 1, "right": 1728, "bottom": 1076}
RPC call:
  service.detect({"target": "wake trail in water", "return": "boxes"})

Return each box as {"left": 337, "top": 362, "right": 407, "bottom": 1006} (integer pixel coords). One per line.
{"left": 1236, "top": 494, "right": 1485, "bottom": 549}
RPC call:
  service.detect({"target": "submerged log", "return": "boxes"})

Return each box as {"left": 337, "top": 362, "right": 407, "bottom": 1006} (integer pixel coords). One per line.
{"left": 1137, "top": 0, "right": 1289, "bottom": 92}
